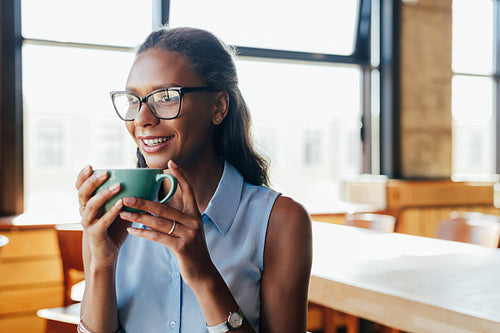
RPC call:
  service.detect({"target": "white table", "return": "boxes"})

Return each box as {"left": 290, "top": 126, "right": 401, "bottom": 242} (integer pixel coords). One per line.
{"left": 308, "top": 222, "right": 500, "bottom": 333}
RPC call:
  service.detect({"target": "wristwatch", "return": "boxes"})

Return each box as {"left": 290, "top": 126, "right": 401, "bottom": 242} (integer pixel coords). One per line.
{"left": 206, "top": 309, "right": 244, "bottom": 332}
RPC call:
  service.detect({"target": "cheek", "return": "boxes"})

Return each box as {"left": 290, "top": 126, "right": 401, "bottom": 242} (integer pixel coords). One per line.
{"left": 125, "top": 122, "right": 136, "bottom": 139}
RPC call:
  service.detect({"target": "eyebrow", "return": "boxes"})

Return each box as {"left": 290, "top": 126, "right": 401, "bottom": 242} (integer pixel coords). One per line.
{"left": 125, "top": 83, "right": 182, "bottom": 93}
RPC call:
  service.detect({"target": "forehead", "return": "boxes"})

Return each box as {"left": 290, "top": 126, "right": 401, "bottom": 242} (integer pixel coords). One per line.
{"left": 126, "top": 49, "right": 202, "bottom": 90}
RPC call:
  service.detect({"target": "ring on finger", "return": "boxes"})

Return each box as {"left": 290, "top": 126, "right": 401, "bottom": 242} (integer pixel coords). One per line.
{"left": 168, "top": 220, "right": 176, "bottom": 235}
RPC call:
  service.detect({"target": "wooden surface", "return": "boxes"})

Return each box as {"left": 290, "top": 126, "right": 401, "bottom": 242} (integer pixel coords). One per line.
{"left": 0, "top": 214, "right": 79, "bottom": 230}
{"left": 37, "top": 303, "right": 80, "bottom": 324}
{"left": 386, "top": 179, "right": 495, "bottom": 209}
{"left": 308, "top": 221, "right": 500, "bottom": 333}
{"left": 384, "top": 180, "right": 500, "bottom": 237}
{"left": 0, "top": 228, "right": 64, "bottom": 333}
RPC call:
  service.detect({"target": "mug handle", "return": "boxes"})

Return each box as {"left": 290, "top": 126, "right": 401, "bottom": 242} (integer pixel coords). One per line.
{"left": 156, "top": 174, "right": 178, "bottom": 204}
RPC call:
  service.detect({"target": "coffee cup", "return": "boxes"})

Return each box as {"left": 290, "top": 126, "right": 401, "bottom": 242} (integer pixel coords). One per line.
{"left": 94, "top": 168, "right": 177, "bottom": 212}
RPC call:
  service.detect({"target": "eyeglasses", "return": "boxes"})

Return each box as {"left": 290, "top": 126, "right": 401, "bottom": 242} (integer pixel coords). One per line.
{"left": 109, "top": 86, "right": 209, "bottom": 121}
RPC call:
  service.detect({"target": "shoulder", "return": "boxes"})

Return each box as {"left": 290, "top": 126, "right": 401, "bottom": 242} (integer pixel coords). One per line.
{"left": 270, "top": 195, "right": 311, "bottom": 235}
{"left": 265, "top": 195, "right": 312, "bottom": 265}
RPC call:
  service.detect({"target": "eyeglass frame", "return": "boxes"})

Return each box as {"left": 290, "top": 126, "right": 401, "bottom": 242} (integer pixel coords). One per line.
{"left": 109, "top": 86, "right": 210, "bottom": 121}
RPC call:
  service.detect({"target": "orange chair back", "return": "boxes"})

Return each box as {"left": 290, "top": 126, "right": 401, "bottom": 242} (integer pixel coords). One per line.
{"left": 436, "top": 212, "right": 500, "bottom": 248}
{"left": 55, "top": 224, "right": 84, "bottom": 306}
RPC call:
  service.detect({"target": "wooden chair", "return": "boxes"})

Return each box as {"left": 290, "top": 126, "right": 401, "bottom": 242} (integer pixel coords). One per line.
{"left": 345, "top": 213, "right": 396, "bottom": 233}
{"left": 37, "top": 223, "right": 83, "bottom": 333}
{"left": 318, "top": 213, "right": 399, "bottom": 333}
{"left": 55, "top": 223, "right": 85, "bottom": 305}
{"left": 436, "top": 212, "right": 500, "bottom": 248}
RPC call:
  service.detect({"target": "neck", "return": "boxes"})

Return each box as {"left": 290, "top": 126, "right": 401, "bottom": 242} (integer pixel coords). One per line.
{"left": 165, "top": 153, "right": 224, "bottom": 214}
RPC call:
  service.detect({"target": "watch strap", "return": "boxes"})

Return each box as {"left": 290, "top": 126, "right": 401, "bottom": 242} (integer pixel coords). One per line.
{"left": 206, "top": 309, "right": 244, "bottom": 332}
{"left": 206, "top": 321, "right": 230, "bottom": 333}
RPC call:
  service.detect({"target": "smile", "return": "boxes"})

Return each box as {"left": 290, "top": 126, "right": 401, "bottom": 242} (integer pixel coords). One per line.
{"left": 142, "top": 136, "right": 173, "bottom": 147}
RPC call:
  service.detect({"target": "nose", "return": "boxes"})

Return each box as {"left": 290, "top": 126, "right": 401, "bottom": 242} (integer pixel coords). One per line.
{"left": 134, "top": 102, "right": 159, "bottom": 127}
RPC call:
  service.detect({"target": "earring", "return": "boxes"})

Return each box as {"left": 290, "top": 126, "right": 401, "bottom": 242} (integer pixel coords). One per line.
{"left": 216, "top": 118, "right": 220, "bottom": 122}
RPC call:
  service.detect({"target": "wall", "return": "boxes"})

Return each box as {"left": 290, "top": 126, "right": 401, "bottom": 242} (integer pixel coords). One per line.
{"left": 400, "top": 0, "right": 453, "bottom": 179}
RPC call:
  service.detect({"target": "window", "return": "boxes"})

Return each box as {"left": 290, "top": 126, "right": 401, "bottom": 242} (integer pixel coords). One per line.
{"left": 169, "top": 0, "right": 360, "bottom": 55}
{"left": 5, "top": 0, "right": 374, "bottom": 216}
{"left": 21, "top": 0, "right": 144, "bottom": 215}
{"left": 30, "top": 118, "right": 69, "bottom": 169}
{"left": 169, "top": 0, "right": 373, "bottom": 212}
{"left": 452, "top": 0, "right": 498, "bottom": 177}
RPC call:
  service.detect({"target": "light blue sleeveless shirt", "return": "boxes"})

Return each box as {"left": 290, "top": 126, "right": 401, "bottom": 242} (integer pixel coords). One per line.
{"left": 116, "top": 162, "right": 280, "bottom": 332}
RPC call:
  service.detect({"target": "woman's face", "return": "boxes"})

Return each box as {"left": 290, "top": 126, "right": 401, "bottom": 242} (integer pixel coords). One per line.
{"left": 124, "top": 49, "right": 218, "bottom": 170}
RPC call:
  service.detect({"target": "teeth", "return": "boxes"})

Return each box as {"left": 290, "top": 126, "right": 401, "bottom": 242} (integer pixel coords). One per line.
{"left": 143, "top": 137, "right": 170, "bottom": 146}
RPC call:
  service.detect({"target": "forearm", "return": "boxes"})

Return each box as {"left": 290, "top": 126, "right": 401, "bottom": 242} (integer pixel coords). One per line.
{"left": 80, "top": 238, "right": 120, "bottom": 332}
{"left": 191, "top": 265, "right": 255, "bottom": 333}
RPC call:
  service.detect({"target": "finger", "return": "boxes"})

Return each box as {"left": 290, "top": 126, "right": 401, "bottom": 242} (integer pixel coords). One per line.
{"left": 75, "top": 165, "right": 93, "bottom": 190}
{"left": 120, "top": 210, "right": 183, "bottom": 236}
{"left": 77, "top": 170, "right": 109, "bottom": 206}
{"left": 81, "top": 199, "right": 123, "bottom": 234}
{"left": 126, "top": 226, "right": 178, "bottom": 247}
{"left": 168, "top": 160, "right": 199, "bottom": 215}
{"left": 82, "top": 183, "right": 121, "bottom": 225}
{"left": 95, "top": 199, "right": 124, "bottom": 232}
{"left": 121, "top": 197, "right": 186, "bottom": 224}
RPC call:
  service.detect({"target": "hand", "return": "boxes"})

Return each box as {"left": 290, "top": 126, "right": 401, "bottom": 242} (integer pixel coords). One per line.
{"left": 75, "top": 165, "right": 131, "bottom": 268}
{"left": 119, "top": 160, "right": 217, "bottom": 288}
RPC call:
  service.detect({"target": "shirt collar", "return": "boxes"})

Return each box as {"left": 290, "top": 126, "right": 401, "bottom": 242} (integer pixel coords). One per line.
{"left": 202, "top": 161, "right": 243, "bottom": 235}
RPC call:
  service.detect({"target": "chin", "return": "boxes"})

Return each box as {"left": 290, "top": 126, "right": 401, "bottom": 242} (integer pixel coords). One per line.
{"left": 143, "top": 156, "right": 170, "bottom": 170}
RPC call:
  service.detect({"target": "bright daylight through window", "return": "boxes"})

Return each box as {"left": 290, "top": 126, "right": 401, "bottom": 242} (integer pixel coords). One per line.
{"left": 452, "top": 0, "right": 496, "bottom": 178}
{"left": 21, "top": 0, "right": 365, "bottom": 218}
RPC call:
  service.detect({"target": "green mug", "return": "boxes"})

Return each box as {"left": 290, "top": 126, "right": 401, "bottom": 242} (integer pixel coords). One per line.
{"left": 94, "top": 168, "right": 177, "bottom": 212}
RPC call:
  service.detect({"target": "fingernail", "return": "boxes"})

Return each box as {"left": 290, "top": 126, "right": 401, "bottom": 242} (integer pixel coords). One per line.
{"left": 96, "top": 171, "right": 107, "bottom": 179}
{"left": 169, "top": 160, "right": 178, "bottom": 169}
{"left": 123, "top": 197, "right": 135, "bottom": 205}
{"left": 84, "top": 165, "right": 92, "bottom": 174}
{"left": 120, "top": 211, "right": 131, "bottom": 219}
{"left": 114, "top": 199, "right": 123, "bottom": 208}
{"left": 110, "top": 183, "right": 120, "bottom": 191}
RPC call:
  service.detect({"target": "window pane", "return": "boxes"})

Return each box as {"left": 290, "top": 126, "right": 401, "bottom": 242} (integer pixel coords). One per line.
{"left": 452, "top": 0, "right": 493, "bottom": 74}
{"left": 23, "top": 44, "right": 137, "bottom": 214}
{"left": 21, "top": 0, "right": 153, "bottom": 46}
{"left": 236, "top": 60, "right": 362, "bottom": 212}
{"left": 452, "top": 75, "right": 495, "bottom": 175}
{"left": 169, "top": 0, "right": 359, "bottom": 55}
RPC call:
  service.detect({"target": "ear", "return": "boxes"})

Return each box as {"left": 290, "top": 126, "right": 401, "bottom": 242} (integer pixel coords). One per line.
{"left": 212, "top": 91, "right": 229, "bottom": 125}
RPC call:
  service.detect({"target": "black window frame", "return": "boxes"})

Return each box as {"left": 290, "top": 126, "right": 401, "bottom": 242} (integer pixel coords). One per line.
{"left": 0, "top": 0, "right": 381, "bottom": 215}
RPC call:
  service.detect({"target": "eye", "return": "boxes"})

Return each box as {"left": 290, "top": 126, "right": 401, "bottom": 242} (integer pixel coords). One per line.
{"left": 153, "top": 90, "right": 180, "bottom": 104}
{"left": 128, "top": 96, "right": 140, "bottom": 105}
{"left": 160, "top": 94, "right": 172, "bottom": 102}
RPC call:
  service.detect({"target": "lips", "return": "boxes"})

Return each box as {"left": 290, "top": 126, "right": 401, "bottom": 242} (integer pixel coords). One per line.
{"left": 139, "top": 135, "right": 174, "bottom": 153}
{"left": 142, "top": 136, "right": 172, "bottom": 146}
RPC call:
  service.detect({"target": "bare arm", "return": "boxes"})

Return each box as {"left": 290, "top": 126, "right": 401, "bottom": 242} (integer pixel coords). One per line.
{"left": 260, "top": 196, "right": 313, "bottom": 333}
{"left": 75, "top": 166, "right": 130, "bottom": 332}
{"left": 80, "top": 237, "right": 119, "bottom": 332}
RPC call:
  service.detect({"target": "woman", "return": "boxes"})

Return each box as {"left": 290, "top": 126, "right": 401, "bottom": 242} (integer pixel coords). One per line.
{"left": 76, "top": 27, "right": 312, "bottom": 333}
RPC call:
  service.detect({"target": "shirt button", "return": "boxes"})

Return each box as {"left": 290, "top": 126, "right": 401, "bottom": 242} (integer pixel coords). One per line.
{"left": 173, "top": 271, "right": 180, "bottom": 279}
{"left": 169, "top": 320, "right": 177, "bottom": 328}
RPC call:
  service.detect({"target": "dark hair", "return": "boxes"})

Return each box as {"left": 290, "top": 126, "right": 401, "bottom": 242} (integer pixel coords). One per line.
{"left": 135, "top": 27, "right": 269, "bottom": 186}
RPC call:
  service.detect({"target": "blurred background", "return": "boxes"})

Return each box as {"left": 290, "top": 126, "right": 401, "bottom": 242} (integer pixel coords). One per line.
{"left": 1, "top": 0, "right": 498, "bottom": 218}
{"left": 1, "top": 1, "right": 500, "bottom": 332}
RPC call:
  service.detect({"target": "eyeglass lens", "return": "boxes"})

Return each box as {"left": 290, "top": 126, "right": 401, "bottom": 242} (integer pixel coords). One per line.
{"left": 112, "top": 90, "right": 181, "bottom": 120}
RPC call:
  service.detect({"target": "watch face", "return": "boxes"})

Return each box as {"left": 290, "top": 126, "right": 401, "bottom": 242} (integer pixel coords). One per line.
{"left": 227, "top": 311, "right": 243, "bottom": 329}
